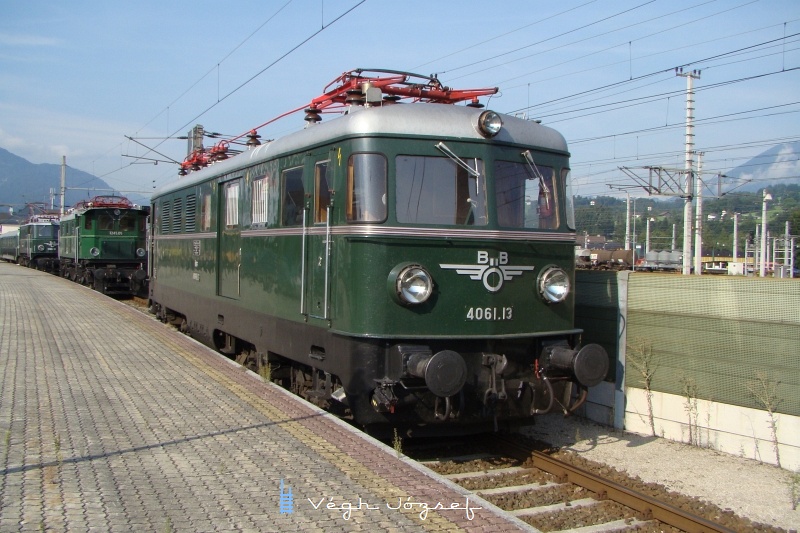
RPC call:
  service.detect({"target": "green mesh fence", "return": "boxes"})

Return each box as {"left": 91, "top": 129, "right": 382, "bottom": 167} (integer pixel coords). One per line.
{"left": 626, "top": 274, "right": 799, "bottom": 417}
{"left": 576, "top": 271, "right": 799, "bottom": 417}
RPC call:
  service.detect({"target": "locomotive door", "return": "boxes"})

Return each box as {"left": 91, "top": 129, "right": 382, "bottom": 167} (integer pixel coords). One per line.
{"left": 218, "top": 178, "right": 242, "bottom": 299}
{"left": 305, "top": 152, "right": 334, "bottom": 320}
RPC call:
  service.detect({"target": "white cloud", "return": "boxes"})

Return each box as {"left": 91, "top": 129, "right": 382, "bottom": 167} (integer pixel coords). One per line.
{"left": 0, "top": 33, "right": 61, "bottom": 47}
{"left": 0, "top": 127, "right": 27, "bottom": 151}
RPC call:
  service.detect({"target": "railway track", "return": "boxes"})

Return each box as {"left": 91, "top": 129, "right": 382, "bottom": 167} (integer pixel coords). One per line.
{"left": 408, "top": 434, "right": 742, "bottom": 533}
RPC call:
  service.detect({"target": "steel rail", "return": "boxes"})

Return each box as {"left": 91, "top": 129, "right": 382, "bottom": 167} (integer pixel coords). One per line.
{"left": 530, "top": 451, "right": 738, "bottom": 533}
{"left": 491, "top": 434, "right": 735, "bottom": 533}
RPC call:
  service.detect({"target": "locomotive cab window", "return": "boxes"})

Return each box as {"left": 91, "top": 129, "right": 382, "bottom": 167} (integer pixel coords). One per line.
{"left": 495, "top": 159, "right": 559, "bottom": 230}
{"left": 281, "top": 167, "right": 304, "bottom": 226}
{"left": 315, "top": 161, "right": 332, "bottom": 224}
{"left": 395, "top": 155, "right": 487, "bottom": 226}
{"left": 347, "top": 153, "right": 387, "bottom": 223}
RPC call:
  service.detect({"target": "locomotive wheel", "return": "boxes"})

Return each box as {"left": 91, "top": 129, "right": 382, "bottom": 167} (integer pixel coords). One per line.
{"left": 292, "top": 368, "right": 312, "bottom": 397}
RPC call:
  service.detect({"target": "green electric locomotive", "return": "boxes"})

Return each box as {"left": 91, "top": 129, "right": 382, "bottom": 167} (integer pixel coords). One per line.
{"left": 58, "top": 195, "right": 149, "bottom": 296}
{"left": 20, "top": 215, "right": 60, "bottom": 270}
{"left": 0, "top": 215, "right": 60, "bottom": 270}
{"left": 149, "top": 70, "right": 608, "bottom": 434}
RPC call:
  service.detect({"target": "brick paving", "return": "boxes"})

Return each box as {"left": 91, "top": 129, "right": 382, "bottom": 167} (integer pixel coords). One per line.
{"left": 0, "top": 262, "right": 536, "bottom": 532}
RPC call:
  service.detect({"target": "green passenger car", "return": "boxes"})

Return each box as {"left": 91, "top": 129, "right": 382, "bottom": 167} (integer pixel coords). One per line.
{"left": 150, "top": 70, "right": 608, "bottom": 434}
{"left": 0, "top": 229, "right": 20, "bottom": 263}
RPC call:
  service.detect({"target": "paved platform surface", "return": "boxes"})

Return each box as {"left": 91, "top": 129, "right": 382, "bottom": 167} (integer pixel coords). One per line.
{"left": 0, "top": 262, "right": 535, "bottom": 532}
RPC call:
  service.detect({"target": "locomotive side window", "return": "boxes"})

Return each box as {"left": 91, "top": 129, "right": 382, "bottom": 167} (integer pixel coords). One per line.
{"left": 224, "top": 181, "right": 240, "bottom": 228}
{"left": 563, "top": 168, "right": 576, "bottom": 230}
{"left": 395, "top": 155, "right": 486, "bottom": 226}
{"left": 200, "top": 192, "right": 212, "bottom": 231}
{"left": 281, "top": 167, "right": 304, "bottom": 226}
{"left": 252, "top": 176, "right": 269, "bottom": 225}
{"left": 495, "top": 161, "right": 559, "bottom": 229}
{"left": 347, "top": 153, "right": 386, "bottom": 223}
{"left": 315, "top": 161, "right": 331, "bottom": 224}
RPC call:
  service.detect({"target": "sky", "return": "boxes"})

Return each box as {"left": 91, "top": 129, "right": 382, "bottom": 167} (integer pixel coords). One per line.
{"left": 1, "top": 0, "right": 799, "bottom": 204}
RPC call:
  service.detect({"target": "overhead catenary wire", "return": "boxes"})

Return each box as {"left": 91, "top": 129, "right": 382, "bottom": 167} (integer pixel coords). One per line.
{"left": 134, "top": 0, "right": 297, "bottom": 136}
{"left": 71, "top": 1, "right": 797, "bottom": 197}
{"left": 96, "top": 0, "right": 367, "bottom": 184}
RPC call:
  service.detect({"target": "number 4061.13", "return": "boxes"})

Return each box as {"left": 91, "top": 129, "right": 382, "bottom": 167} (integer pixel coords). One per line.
{"left": 466, "top": 307, "right": 513, "bottom": 321}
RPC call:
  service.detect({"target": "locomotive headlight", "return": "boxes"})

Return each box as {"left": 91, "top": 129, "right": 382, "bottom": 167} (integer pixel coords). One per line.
{"left": 538, "top": 266, "right": 570, "bottom": 304}
{"left": 37, "top": 244, "right": 45, "bottom": 251}
{"left": 476, "top": 110, "right": 503, "bottom": 137}
{"left": 136, "top": 248, "right": 146, "bottom": 257}
{"left": 389, "top": 263, "right": 433, "bottom": 305}
{"left": 90, "top": 247, "right": 101, "bottom": 257}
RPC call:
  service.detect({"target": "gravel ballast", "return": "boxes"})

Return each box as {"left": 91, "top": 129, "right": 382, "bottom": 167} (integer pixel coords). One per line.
{"left": 520, "top": 416, "right": 798, "bottom": 531}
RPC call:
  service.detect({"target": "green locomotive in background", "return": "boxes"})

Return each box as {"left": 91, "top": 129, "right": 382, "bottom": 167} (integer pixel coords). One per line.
{"left": 0, "top": 214, "right": 60, "bottom": 270}
{"left": 58, "top": 195, "right": 149, "bottom": 296}
{"left": 149, "top": 70, "right": 608, "bottom": 434}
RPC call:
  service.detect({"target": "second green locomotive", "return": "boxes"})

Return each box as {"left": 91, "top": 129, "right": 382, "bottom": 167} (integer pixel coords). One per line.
{"left": 58, "top": 195, "right": 149, "bottom": 296}
{"left": 0, "top": 215, "right": 60, "bottom": 270}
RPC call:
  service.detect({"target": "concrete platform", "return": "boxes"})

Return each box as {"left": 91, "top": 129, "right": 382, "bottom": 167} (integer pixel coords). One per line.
{"left": 0, "top": 262, "right": 535, "bottom": 532}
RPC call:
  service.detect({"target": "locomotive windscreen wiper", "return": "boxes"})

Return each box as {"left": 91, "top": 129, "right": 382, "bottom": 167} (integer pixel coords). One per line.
{"left": 522, "top": 149, "right": 551, "bottom": 209}
{"left": 435, "top": 142, "right": 480, "bottom": 178}
{"left": 435, "top": 141, "right": 481, "bottom": 205}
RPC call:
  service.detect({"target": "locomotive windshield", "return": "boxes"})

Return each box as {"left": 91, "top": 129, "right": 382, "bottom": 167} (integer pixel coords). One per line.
{"left": 36, "top": 225, "right": 57, "bottom": 238}
{"left": 86, "top": 210, "right": 146, "bottom": 232}
{"left": 495, "top": 160, "right": 558, "bottom": 229}
{"left": 395, "top": 155, "right": 487, "bottom": 226}
{"left": 118, "top": 212, "right": 146, "bottom": 232}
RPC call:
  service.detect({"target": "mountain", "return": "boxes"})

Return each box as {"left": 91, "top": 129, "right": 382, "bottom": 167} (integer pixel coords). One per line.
{"left": 723, "top": 141, "right": 800, "bottom": 194}
{"left": 0, "top": 147, "right": 148, "bottom": 218}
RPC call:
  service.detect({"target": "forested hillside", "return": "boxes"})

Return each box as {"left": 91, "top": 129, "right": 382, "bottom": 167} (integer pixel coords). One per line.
{"left": 574, "top": 184, "right": 800, "bottom": 256}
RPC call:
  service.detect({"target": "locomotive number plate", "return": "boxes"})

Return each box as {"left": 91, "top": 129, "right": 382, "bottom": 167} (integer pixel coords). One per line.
{"left": 465, "top": 306, "right": 513, "bottom": 321}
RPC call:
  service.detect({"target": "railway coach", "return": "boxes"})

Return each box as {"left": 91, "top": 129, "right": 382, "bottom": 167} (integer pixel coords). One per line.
{"left": 0, "top": 229, "right": 20, "bottom": 263}
{"left": 149, "top": 69, "right": 609, "bottom": 435}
